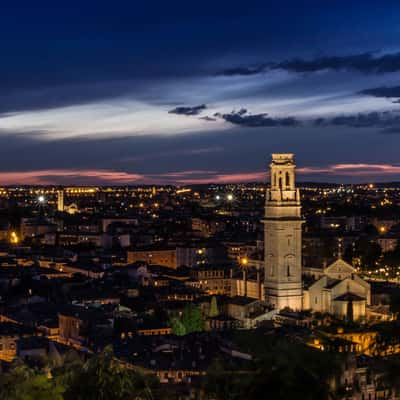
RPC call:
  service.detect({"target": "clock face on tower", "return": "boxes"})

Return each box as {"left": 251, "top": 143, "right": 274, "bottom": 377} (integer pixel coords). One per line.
{"left": 264, "top": 154, "right": 303, "bottom": 311}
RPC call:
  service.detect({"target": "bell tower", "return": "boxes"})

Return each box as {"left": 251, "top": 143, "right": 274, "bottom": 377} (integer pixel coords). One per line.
{"left": 264, "top": 154, "right": 303, "bottom": 310}
{"left": 57, "top": 188, "right": 64, "bottom": 212}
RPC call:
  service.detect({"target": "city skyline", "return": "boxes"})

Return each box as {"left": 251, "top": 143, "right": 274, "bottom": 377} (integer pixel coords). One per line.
{"left": 2, "top": 1, "right": 400, "bottom": 184}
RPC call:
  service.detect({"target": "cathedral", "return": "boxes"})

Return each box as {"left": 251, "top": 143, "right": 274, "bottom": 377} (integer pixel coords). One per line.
{"left": 263, "top": 154, "right": 370, "bottom": 319}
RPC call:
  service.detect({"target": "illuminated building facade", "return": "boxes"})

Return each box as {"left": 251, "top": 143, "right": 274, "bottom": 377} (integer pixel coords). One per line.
{"left": 57, "top": 189, "right": 64, "bottom": 212}
{"left": 263, "top": 154, "right": 303, "bottom": 311}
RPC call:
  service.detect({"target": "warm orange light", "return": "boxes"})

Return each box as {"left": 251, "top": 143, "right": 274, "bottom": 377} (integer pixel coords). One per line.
{"left": 10, "top": 231, "right": 19, "bottom": 244}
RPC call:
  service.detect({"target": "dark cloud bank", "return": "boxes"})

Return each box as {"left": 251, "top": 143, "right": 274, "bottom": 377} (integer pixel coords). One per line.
{"left": 168, "top": 104, "right": 207, "bottom": 116}
{"left": 214, "top": 109, "right": 299, "bottom": 127}
{"left": 174, "top": 106, "right": 400, "bottom": 134}
{"left": 219, "top": 52, "right": 400, "bottom": 76}
{"left": 359, "top": 86, "right": 400, "bottom": 99}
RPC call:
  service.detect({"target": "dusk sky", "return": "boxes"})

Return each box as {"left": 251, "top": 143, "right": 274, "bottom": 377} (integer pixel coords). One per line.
{"left": 2, "top": 1, "right": 400, "bottom": 185}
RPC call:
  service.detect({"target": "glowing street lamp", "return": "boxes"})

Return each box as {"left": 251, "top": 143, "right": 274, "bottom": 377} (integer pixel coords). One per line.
{"left": 240, "top": 257, "right": 248, "bottom": 266}
{"left": 10, "top": 231, "right": 19, "bottom": 244}
{"left": 226, "top": 194, "right": 234, "bottom": 201}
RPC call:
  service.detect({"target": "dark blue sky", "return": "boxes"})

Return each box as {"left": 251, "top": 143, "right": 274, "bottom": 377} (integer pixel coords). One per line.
{"left": 2, "top": 1, "right": 400, "bottom": 185}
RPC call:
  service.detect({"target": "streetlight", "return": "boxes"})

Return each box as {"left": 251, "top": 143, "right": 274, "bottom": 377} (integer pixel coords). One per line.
{"left": 10, "top": 231, "right": 19, "bottom": 245}
{"left": 240, "top": 257, "right": 248, "bottom": 266}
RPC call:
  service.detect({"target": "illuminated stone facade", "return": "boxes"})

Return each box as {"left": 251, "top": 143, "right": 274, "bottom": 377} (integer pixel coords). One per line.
{"left": 57, "top": 189, "right": 64, "bottom": 212}
{"left": 263, "top": 153, "right": 371, "bottom": 319}
{"left": 303, "top": 258, "right": 370, "bottom": 320}
{"left": 263, "top": 154, "right": 303, "bottom": 310}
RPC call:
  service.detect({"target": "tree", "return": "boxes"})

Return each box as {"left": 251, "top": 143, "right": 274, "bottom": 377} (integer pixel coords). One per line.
{"left": 62, "top": 346, "right": 155, "bottom": 400}
{"left": 203, "top": 357, "right": 239, "bottom": 400}
{"left": 181, "top": 304, "right": 204, "bottom": 334}
{"left": 0, "top": 348, "right": 166, "bottom": 400}
{"left": 0, "top": 361, "right": 64, "bottom": 400}
{"left": 169, "top": 304, "right": 204, "bottom": 336}
{"left": 202, "top": 331, "right": 342, "bottom": 400}
{"left": 170, "top": 317, "right": 186, "bottom": 336}
{"left": 209, "top": 296, "right": 219, "bottom": 318}
{"left": 15, "top": 375, "right": 65, "bottom": 400}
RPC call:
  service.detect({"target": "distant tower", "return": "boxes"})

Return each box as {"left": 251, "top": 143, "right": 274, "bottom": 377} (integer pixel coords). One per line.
{"left": 57, "top": 189, "right": 64, "bottom": 212}
{"left": 263, "top": 154, "right": 303, "bottom": 310}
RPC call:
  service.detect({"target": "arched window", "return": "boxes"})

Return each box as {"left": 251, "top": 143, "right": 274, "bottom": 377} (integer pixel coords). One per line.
{"left": 279, "top": 177, "right": 282, "bottom": 190}
{"left": 285, "top": 171, "right": 290, "bottom": 188}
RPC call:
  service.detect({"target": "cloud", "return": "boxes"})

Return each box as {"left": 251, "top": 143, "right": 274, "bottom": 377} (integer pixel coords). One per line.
{"left": 167, "top": 101, "right": 400, "bottom": 133}
{"left": 153, "top": 170, "right": 267, "bottom": 184}
{"left": 313, "top": 111, "right": 400, "bottom": 129}
{"left": 0, "top": 168, "right": 266, "bottom": 185}
{"left": 274, "top": 52, "right": 400, "bottom": 74}
{"left": 0, "top": 81, "right": 136, "bottom": 115}
{"left": 168, "top": 104, "right": 207, "bottom": 116}
{"left": 380, "top": 127, "right": 400, "bottom": 135}
{"left": 199, "top": 116, "right": 217, "bottom": 122}
{"left": 0, "top": 169, "right": 145, "bottom": 185}
{"left": 359, "top": 85, "right": 400, "bottom": 99}
{"left": 118, "top": 146, "right": 224, "bottom": 163}
{"left": 215, "top": 109, "right": 300, "bottom": 127}
{"left": 0, "top": 99, "right": 222, "bottom": 140}
{"left": 217, "top": 64, "right": 270, "bottom": 76}
{"left": 299, "top": 163, "right": 400, "bottom": 176}
{"left": 155, "top": 170, "right": 218, "bottom": 178}
{"left": 217, "top": 52, "right": 400, "bottom": 76}
{"left": 156, "top": 163, "right": 400, "bottom": 183}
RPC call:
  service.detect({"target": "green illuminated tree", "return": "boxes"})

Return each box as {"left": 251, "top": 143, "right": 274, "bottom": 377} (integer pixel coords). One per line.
{"left": 62, "top": 346, "right": 155, "bottom": 400}
{"left": 170, "top": 304, "right": 204, "bottom": 336}
{"left": 0, "top": 361, "right": 64, "bottom": 400}
{"left": 170, "top": 317, "right": 186, "bottom": 336}
{"left": 181, "top": 304, "right": 204, "bottom": 334}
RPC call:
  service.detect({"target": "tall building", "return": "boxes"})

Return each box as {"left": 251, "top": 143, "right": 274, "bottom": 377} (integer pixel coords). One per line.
{"left": 57, "top": 189, "right": 64, "bottom": 212}
{"left": 263, "top": 154, "right": 303, "bottom": 310}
